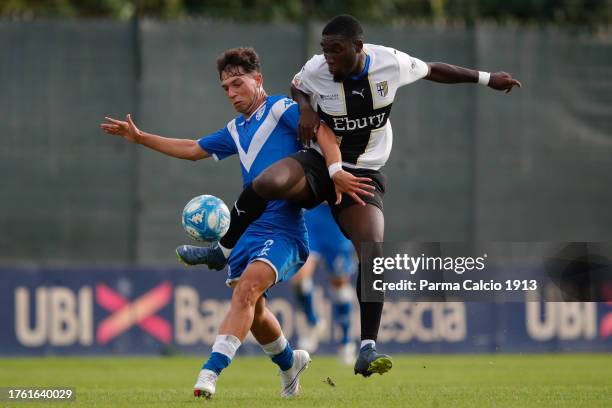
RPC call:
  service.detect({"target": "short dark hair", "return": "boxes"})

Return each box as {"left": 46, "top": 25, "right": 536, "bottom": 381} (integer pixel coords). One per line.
{"left": 216, "top": 47, "right": 261, "bottom": 79}
{"left": 322, "top": 14, "right": 363, "bottom": 40}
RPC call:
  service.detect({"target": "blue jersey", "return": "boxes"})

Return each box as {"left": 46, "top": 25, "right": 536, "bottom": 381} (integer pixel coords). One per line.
{"left": 197, "top": 95, "right": 306, "bottom": 238}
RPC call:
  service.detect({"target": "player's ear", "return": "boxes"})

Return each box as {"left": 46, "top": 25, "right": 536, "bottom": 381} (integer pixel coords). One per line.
{"left": 254, "top": 72, "right": 263, "bottom": 87}
{"left": 354, "top": 39, "right": 363, "bottom": 53}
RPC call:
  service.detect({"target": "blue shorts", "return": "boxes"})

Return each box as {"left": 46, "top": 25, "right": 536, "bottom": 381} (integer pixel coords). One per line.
{"left": 226, "top": 229, "right": 309, "bottom": 287}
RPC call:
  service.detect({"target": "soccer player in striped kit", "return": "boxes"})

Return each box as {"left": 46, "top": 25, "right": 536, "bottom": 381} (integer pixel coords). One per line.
{"left": 178, "top": 15, "right": 521, "bottom": 377}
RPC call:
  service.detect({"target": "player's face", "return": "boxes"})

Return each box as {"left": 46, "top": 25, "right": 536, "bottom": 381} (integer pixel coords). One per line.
{"left": 321, "top": 35, "right": 362, "bottom": 82}
{"left": 220, "top": 67, "right": 262, "bottom": 114}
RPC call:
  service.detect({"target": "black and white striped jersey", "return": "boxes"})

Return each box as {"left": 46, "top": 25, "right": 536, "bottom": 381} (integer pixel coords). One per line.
{"left": 292, "top": 43, "right": 428, "bottom": 170}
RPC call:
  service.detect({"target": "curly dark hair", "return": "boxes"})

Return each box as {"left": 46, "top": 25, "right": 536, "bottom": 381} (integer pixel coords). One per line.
{"left": 216, "top": 47, "right": 261, "bottom": 79}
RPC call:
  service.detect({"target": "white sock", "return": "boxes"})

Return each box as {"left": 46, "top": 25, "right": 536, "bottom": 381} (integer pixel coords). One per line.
{"left": 261, "top": 334, "right": 288, "bottom": 356}
{"left": 212, "top": 334, "right": 241, "bottom": 359}
{"left": 218, "top": 243, "right": 232, "bottom": 259}
{"left": 360, "top": 339, "right": 375, "bottom": 349}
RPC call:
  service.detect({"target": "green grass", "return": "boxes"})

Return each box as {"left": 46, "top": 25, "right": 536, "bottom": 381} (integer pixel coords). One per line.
{"left": 0, "top": 354, "right": 610, "bottom": 407}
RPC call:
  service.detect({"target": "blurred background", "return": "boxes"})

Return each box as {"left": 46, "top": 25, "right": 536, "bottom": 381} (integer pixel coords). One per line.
{"left": 1, "top": 0, "right": 611, "bottom": 355}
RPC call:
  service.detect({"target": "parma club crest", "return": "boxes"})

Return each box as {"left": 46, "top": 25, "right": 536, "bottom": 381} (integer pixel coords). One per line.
{"left": 376, "top": 81, "right": 388, "bottom": 97}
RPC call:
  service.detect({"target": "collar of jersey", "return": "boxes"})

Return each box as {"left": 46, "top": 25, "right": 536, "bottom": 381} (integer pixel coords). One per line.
{"left": 239, "top": 98, "right": 268, "bottom": 126}
{"left": 349, "top": 53, "right": 370, "bottom": 81}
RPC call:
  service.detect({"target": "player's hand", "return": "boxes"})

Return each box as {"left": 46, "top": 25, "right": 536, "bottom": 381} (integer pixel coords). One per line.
{"left": 332, "top": 170, "right": 376, "bottom": 206}
{"left": 298, "top": 107, "right": 320, "bottom": 147}
{"left": 488, "top": 72, "right": 522, "bottom": 93}
{"left": 100, "top": 114, "right": 142, "bottom": 143}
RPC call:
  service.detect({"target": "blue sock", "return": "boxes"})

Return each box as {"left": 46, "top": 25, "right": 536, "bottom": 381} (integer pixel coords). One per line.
{"left": 294, "top": 280, "right": 318, "bottom": 326}
{"left": 271, "top": 343, "right": 294, "bottom": 371}
{"left": 303, "top": 291, "right": 318, "bottom": 326}
{"left": 202, "top": 352, "right": 231, "bottom": 375}
{"left": 333, "top": 301, "right": 352, "bottom": 345}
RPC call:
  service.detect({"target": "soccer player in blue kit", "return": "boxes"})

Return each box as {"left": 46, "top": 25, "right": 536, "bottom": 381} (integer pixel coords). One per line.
{"left": 293, "top": 203, "right": 357, "bottom": 364}
{"left": 100, "top": 47, "right": 370, "bottom": 399}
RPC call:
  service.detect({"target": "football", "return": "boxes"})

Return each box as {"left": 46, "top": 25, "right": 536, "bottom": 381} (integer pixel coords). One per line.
{"left": 181, "top": 194, "right": 230, "bottom": 243}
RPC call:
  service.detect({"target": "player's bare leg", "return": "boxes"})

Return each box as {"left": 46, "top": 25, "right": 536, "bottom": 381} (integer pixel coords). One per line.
{"left": 335, "top": 203, "right": 392, "bottom": 377}
{"left": 195, "top": 262, "right": 309, "bottom": 399}
{"left": 193, "top": 261, "right": 274, "bottom": 398}
{"left": 217, "top": 261, "right": 276, "bottom": 338}
{"left": 250, "top": 296, "right": 282, "bottom": 343}
{"left": 253, "top": 157, "right": 313, "bottom": 201}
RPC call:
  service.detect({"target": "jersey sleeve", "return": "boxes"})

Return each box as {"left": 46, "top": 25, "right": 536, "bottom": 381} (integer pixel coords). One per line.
{"left": 291, "top": 55, "right": 319, "bottom": 96}
{"left": 394, "top": 49, "right": 429, "bottom": 87}
{"left": 197, "top": 124, "right": 237, "bottom": 161}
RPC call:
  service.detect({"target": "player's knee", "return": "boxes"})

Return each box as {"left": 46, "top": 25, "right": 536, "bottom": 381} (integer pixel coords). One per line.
{"left": 232, "top": 279, "right": 265, "bottom": 309}
{"left": 351, "top": 234, "right": 383, "bottom": 259}
{"left": 358, "top": 228, "right": 384, "bottom": 244}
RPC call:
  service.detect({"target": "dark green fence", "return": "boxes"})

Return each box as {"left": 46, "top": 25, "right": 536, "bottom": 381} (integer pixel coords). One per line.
{"left": 1, "top": 20, "right": 611, "bottom": 266}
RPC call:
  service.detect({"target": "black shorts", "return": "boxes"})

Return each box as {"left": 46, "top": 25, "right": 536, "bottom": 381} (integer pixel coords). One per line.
{"left": 291, "top": 148, "right": 386, "bottom": 215}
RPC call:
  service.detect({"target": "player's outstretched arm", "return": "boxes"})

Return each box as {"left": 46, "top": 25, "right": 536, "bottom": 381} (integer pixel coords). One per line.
{"left": 100, "top": 114, "right": 210, "bottom": 161}
{"left": 425, "top": 62, "right": 522, "bottom": 93}
{"left": 316, "top": 123, "right": 375, "bottom": 206}
{"left": 291, "top": 85, "right": 320, "bottom": 145}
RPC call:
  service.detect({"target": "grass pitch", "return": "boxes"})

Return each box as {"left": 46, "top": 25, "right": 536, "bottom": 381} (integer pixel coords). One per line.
{"left": 0, "top": 354, "right": 610, "bottom": 407}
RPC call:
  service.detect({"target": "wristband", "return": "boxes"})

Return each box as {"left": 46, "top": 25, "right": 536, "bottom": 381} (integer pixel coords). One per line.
{"left": 478, "top": 71, "right": 491, "bottom": 86}
{"left": 328, "top": 162, "right": 343, "bottom": 178}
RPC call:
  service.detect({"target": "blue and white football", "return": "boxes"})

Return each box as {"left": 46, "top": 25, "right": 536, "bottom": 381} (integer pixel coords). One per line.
{"left": 181, "top": 195, "right": 230, "bottom": 243}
